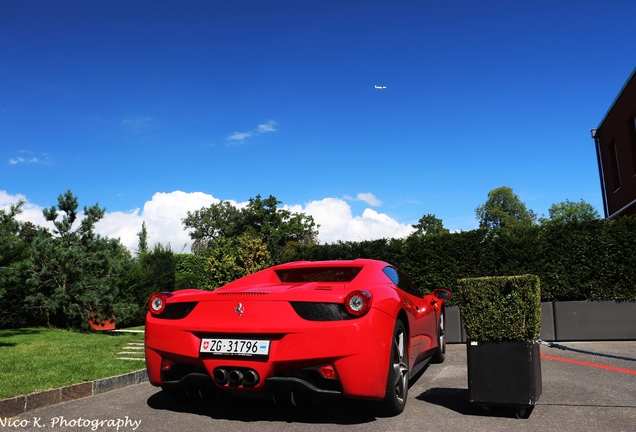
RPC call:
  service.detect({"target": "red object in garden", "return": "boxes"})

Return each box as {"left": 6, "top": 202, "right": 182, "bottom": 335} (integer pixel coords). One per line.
{"left": 145, "top": 259, "right": 450, "bottom": 415}
{"left": 88, "top": 315, "right": 116, "bottom": 331}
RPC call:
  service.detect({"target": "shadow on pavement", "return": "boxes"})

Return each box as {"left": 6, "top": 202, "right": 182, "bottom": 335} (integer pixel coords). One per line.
{"left": 415, "top": 387, "right": 538, "bottom": 418}
{"left": 146, "top": 389, "right": 380, "bottom": 425}
{"left": 415, "top": 387, "right": 480, "bottom": 416}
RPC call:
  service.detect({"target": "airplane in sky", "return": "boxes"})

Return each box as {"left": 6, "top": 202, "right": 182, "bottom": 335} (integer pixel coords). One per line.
{"left": 374, "top": 85, "right": 387, "bottom": 89}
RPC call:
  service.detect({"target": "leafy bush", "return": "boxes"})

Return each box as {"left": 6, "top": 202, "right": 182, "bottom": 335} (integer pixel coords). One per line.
{"left": 116, "top": 243, "right": 174, "bottom": 327}
{"left": 455, "top": 275, "right": 541, "bottom": 341}
{"left": 174, "top": 253, "right": 210, "bottom": 290}
{"left": 203, "top": 233, "right": 271, "bottom": 289}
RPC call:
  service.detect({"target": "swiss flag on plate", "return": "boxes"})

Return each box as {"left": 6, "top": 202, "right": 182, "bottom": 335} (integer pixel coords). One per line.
{"left": 203, "top": 341, "right": 209, "bottom": 350}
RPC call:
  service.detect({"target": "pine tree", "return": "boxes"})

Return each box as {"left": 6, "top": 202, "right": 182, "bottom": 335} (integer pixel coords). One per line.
{"left": 24, "top": 190, "right": 131, "bottom": 329}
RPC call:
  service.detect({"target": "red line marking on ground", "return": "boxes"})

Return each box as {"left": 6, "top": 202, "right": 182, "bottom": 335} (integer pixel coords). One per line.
{"left": 541, "top": 354, "right": 636, "bottom": 375}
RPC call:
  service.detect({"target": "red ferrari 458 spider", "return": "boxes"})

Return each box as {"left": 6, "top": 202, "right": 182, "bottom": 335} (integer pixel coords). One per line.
{"left": 145, "top": 259, "right": 450, "bottom": 415}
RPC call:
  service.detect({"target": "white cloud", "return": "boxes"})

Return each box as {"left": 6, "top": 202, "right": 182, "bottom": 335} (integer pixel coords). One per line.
{"left": 227, "top": 131, "right": 253, "bottom": 142}
{"left": 1, "top": 190, "right": 222, "bottom": 253}
{"left": 358, "top": 193, "right": 382, "bottom": 206}
{"left": 1, "top": 190, "right": 414, "bottom": 253}
{"left": 343, "top": 192, "right": 382, "bottom": 206}
{"left": 296, "top": 197, "right": 413, "bottom": 243}
{"left": 0, "top": 190, "right": 49, "bottom": 228}
{"left": 257, "top": 120, "right": 277, "bottom": 133}
{"left": 97, "top": 191, "right": 222, "bottom": 252}
{"left": 8, "top": 151, "right": 50, "bottom": 165}
{"left": 0, "top": 191, "right": 25, "bottom": 207}
{"left": 227, "top": 120, "right": 277, "bottom": 143}
{"left": 9, "top": 157, "right": 39, "bottom": 164}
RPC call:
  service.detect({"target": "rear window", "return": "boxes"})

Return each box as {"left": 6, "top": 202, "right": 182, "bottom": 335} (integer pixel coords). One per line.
{"left": 275, "top": 267, "right": 363, "bottom": 283}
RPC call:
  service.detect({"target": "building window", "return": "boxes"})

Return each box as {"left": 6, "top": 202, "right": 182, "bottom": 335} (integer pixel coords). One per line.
{"left": 609, "top": 141, "right": 621, "bottom": 192}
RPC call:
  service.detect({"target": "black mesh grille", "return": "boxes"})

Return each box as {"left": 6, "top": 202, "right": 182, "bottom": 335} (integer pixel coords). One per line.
{"left": 157, "top": 302, "right": 198, "bottom": 319}
{"left": 290, "top": 302, "right": 354, "bottom": 321}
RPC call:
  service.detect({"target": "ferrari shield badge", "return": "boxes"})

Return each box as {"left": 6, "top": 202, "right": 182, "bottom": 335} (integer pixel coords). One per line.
{"left": 235, "top": 302, "right": 244, "bottom": 317}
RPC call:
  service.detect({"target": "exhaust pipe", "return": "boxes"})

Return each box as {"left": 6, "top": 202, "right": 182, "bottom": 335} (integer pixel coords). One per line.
{"left": 243, "top": 370, "right": 260, "bottom": 387}
{"left": 228, "top": 370, "right": 244, "bottom": 386}
{"left": 213, "top": 368, "right": 228, "bottom": 385}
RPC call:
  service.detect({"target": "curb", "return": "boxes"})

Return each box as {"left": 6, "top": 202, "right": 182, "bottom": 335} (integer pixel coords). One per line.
{"left": 0, "top": 369, "right": 148, "bottom": 418}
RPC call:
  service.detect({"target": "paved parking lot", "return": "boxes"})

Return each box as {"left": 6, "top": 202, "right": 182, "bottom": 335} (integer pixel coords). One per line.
{"left": 8, "top": 342, "right": 636, "bottom": 431}
{"left": 409, "top": 341, "right": 636, "bottom": 431}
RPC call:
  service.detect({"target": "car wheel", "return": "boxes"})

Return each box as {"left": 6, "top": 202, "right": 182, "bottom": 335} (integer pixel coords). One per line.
{"left": 379, "top": 319, "right": 409, "bottom": 416}
{"left": 431, "top": 308, "right": 446, "bottom": 364}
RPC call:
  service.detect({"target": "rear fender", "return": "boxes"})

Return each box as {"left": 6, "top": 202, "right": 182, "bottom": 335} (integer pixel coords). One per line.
{"left": 335, "top": 309, "right": 395, "bottom": 399}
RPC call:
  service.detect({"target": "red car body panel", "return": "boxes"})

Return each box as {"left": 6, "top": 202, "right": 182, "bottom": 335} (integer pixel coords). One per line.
{"left": 145, "top": 259, "right": 448, "bottom": 402}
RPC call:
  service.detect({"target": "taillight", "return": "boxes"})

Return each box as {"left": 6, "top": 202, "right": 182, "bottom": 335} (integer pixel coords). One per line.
{"left": 317, "top": 364, "right": 338, "bottom": 380}
{"left": 344, "top": 290, "right": 372, "bottom": 316}
{"left": 148, "top": 293, "right": 168, "bottom": 315}
{"left": 161, "top": 357, "right": 174, "bottom": 371}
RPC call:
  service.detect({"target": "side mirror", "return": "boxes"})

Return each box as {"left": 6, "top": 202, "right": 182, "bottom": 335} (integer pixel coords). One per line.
{"left": 431, "top": 288, "right": 451, "bottom": 301}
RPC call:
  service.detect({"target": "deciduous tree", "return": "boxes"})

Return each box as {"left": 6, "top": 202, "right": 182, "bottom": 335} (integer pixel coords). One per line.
{"left": 475, "top": 186, "right": 536, "bottom": 229}
{"left": 411, "top": 214, "right": 450, "bottom": 236}
{"left": 183, "top": 194, "right": 319, "bottom": 262}
{"left": 541, "top": 199, "right": 600, "bottom": 224}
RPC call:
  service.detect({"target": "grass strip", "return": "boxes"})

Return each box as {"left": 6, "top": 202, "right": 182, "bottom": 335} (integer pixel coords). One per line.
{"left": 0, "top": 327, "right": 146, "bottom": 399}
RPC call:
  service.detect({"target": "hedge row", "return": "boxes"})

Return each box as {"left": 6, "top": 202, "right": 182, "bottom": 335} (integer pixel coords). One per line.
{"left": 286, "top": 218, "right": 636, "bottom": 302}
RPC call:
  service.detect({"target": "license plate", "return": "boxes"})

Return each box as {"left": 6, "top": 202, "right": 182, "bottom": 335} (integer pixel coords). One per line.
{"left": 200, "top": 338, "right": 270, "bottom": 356}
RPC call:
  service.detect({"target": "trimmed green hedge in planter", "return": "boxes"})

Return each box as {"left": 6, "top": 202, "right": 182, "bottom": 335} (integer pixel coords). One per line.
{"left": 456, "top": 275, "right": 541, "bottom": 341}
{"left": 456, "top": 275, "right": 542, "bottom": 418}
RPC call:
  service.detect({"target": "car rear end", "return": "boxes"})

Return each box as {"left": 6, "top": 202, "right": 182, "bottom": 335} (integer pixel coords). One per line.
{"left": 145, "top": 262, "right": 397, "bottom": 404}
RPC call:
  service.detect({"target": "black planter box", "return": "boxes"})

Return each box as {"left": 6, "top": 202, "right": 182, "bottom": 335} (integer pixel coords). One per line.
{"left": 467, "top": 340, "right": 542, "bottom": 409}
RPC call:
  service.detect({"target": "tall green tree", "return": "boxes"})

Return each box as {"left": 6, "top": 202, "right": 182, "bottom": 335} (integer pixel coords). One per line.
{"left": 541, "top": 199, "right": 600, "bottom": 224}
{"left": 183, "top": 194, "right": 319, "bottom": 261}
{"left": 475, "top": 186, "right": 537, "bottom": 229}
{"left": 183, "top": 201, "right": 242, "bottom": 254}
{"left": 24, "top": 190, "right": 131, "bottom": 329}
{"left": 137, "top": 221, "right": 149, "bottom": 254}
{"left": 411, "top": 214, "right": 450, "bottom": 236}
{"left": 0, "top": 200, "right": 35, "bottom": 328}
{"left": 0, "top": 200, "right": 26, "bottom": 289}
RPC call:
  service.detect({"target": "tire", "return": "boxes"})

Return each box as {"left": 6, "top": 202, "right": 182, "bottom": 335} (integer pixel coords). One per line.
{"left": 379, "top": 319, "right": 409, "bottom": 416}
{"left": 431, "top": 308, "right": 446, "bottom": 364}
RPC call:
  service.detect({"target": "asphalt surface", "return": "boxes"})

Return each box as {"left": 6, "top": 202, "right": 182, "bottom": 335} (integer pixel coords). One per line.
{"left": 7, "top": 342, "right": 636, "bottom": 431}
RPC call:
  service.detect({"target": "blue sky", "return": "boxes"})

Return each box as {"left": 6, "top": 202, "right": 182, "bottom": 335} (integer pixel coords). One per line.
{"left": 2, "top": 1, "right": 635, "bottom": 251}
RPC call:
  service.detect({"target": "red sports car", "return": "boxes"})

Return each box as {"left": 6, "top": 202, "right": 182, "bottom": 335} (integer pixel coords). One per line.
{"left": 145, "top": 259, "right": 450, "bottom": 415}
